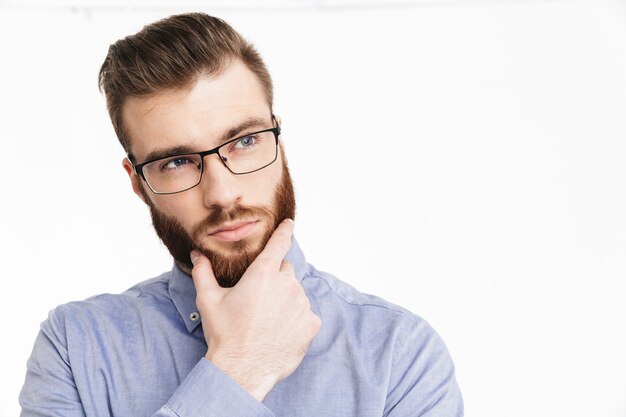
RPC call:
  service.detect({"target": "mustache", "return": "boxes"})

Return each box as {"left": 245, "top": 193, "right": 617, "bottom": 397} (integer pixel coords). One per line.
{"left": 190, "top": 204, "right": 275, "bottom": 241}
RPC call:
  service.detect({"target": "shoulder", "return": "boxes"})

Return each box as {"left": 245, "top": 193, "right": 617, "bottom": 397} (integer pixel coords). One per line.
{"left": 43, "top": 271, "right": 173, "bottom": 337}
{"left": 303, "top": 266, "right": 417, "bottom": 319}
{"left": 302, "top": 265, "right": 435, "bottom": 354}
{"left": 303, "top": 267, "right": 410, "bottom": 313}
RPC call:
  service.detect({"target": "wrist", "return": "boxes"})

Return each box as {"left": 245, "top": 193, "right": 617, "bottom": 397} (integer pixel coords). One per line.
{"left": 205, "top": 350, "right": 277, "bottom": 402}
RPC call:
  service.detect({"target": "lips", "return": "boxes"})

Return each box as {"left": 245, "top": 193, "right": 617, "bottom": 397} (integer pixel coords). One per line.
{"left": 207, "top": 220, "right": 258, "bottom": 242}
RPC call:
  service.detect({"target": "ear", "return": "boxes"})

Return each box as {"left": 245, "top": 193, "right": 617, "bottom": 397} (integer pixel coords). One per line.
{"left": 275, "top": 114, "right": 285, "bottom": 149}
{"left": 122, "top": 158, "right": 146, "bottom": 203}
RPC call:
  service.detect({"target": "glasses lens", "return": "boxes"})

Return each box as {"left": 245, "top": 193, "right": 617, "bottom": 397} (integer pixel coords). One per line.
{"left": 142, "top": 154, "right": 202, "bottom": 194}
{"left": 219, "top": 130, "right": 277, "bottom": 174}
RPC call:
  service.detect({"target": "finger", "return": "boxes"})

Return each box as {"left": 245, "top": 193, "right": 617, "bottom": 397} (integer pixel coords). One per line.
{"left": 190, "top": 250, "right": 222, "bottom": 295}
{"left": 279, "top": 259, "right": 295, "bottom": 274}
{"left": 254, "top": 219, "right": 294, "bottom": 270}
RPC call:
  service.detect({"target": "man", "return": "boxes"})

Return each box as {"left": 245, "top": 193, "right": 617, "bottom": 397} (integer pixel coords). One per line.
{"left": 20, "top": 12, "right": 463, "bottom": 416}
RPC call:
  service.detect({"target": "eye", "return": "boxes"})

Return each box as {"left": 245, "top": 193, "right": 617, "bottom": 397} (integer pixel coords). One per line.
{"left": 233, "top": 135, "right": 258, "bottom": 150}
{"left": 160, "top": 156, "right": 196, "bottom": 171}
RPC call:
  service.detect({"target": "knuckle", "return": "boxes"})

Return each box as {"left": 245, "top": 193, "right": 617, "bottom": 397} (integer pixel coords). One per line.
{"left": 283, "top": 261, "right": 295, "bottom": 274}
{"left": 301, "top": 293, "right": 310, "bottom": 308}
{"left": 294, "top": 292, "right": 309, "bottom": 311}
{"left": 191, "top": 264, "right": 207, "bottom": 278}
{"left": 190, "top": 264, "right": 201, "bottom": 276}
{"left": 309, "top": 314, "right": 322, "bottom": 333}
{"left": 195, "top": 295, "right": 208, "bottom": 311}
{"left": 297, "top": 345, "right": 308, "bottom": 358}
{"left": 195, "top": 291, "right": 218, "bottom": 311}
{"left": 287, "top": 277, "right": 301, "bottom": 295}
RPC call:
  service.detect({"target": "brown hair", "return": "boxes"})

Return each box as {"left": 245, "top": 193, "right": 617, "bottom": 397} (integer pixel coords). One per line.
{"left": 98, "top": 13, "right": 273, "bottom": 161}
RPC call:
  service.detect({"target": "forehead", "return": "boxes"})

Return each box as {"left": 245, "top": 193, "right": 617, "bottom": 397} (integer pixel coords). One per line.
{"left": 123, "top": 60, "right": 271, "bottom": 161}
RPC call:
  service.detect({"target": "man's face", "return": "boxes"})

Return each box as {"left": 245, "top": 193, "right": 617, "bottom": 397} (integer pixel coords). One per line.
{"left": 122, "top": 60, "right": 295, "bottom": 287}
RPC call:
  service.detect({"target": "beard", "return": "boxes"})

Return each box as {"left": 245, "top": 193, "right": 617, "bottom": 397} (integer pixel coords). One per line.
{"left": 141, "top": 157, "right": 296, "bottom": 287}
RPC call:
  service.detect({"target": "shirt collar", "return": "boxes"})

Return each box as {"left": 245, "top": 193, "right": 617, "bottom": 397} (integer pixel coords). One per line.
{"left": 168, "top": 236, "right": 308, "bottom": 333}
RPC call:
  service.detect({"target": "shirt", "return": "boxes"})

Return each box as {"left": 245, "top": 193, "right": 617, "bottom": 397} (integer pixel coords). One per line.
{"left": 20, "top": 238, "right": 463, "bottom": 417}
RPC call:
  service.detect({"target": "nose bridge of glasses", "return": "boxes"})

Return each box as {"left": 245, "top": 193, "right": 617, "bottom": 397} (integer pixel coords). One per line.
{"left": 198, "top": 146, "right": 232, "bottom": 176}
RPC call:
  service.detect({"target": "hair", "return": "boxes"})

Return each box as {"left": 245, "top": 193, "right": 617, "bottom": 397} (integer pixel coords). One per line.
{"left": 98, "top": 13, "right": 273, "bottom": 161}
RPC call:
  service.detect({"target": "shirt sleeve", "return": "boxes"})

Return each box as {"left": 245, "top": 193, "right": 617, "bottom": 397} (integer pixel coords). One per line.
{"left": 152, "top": 359, "right": 275, "bottom": 417}
{"left": 20, "top": 309, "right": 274, "bottom": 417}
{"left": 383, "top": 318, "right": 464, "bottom": 417}
{"left": 20, "top": 310, "right": 87, "bottom": 417}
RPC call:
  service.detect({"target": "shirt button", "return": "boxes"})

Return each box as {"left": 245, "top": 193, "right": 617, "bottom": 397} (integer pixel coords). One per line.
{"left": 189, "top": 312, "right": 200, "bottom": 321}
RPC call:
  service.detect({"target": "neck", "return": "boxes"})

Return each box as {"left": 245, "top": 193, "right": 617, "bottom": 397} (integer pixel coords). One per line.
{"left": 175, "top": 260, "right": 193, "bottom": 277}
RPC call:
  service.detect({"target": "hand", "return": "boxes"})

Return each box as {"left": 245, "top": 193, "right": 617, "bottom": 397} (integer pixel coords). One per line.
{"left": 190, "top": 219, "right": 322, "bottom": 402}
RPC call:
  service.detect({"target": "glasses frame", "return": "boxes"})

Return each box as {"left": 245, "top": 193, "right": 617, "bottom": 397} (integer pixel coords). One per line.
{"left": 133, "top": 116, "right": 281, "bottom": 195}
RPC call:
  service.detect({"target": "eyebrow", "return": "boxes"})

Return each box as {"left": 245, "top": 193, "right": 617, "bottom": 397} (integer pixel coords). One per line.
{"left": 219, "top": 117, "right": 269, "bottom": 146}
{"left": 139, "top": 116, "right": 271, "bottom": 164}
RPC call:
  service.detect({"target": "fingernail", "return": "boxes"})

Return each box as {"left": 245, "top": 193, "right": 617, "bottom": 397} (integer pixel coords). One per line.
{"left": 190, "top": 250, "right": 200, "bottom": 265}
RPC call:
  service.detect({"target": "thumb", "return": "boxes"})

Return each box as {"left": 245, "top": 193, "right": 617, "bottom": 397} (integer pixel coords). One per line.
{"left": 190, "top": 250, "right": 223, "bottom": 296}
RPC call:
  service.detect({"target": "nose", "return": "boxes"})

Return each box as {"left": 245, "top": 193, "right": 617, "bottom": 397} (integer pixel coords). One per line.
{"left": 198, "top": 153, "right": 241, "bottom": 210}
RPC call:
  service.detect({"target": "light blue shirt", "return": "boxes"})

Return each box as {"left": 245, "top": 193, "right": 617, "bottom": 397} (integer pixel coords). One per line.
{"left": 20, "top": 238, "right": 463, "bottom": 416}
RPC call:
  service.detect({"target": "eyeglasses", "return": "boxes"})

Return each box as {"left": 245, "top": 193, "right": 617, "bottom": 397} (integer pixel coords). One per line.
{"left": 133, "top": 117, "right": 280, "bottom": 195}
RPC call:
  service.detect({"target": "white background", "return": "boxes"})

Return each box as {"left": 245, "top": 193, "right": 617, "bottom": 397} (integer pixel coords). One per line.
{"left": 2, "top": 0, "right": 626, "bottom": 416}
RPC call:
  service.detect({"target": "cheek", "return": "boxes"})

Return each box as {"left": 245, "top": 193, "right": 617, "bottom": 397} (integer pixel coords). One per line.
{"left": 246, "top": 165, "right": 282, "bottom": 205}
{"left": 151, "top": 193, "right": 206, "bottom": 230}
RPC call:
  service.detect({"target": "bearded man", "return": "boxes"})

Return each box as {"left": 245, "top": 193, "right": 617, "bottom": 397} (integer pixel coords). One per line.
{"left": 20, "top": 13, "right": 463, "bottom": 417}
